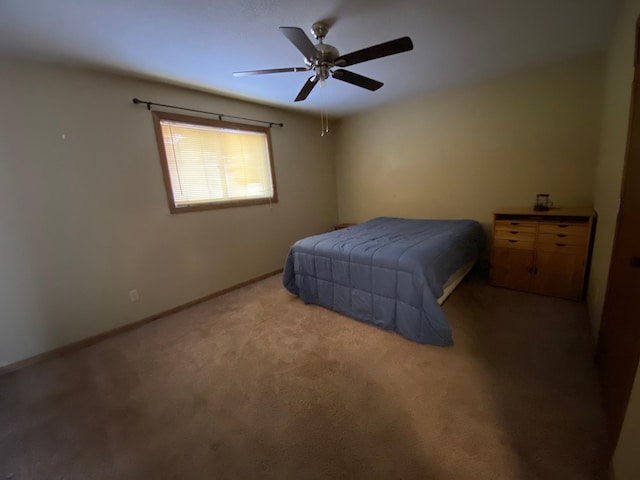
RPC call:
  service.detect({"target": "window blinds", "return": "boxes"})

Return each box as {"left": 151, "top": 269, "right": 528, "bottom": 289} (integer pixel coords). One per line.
{"left": 160, "top": 120, "right": 274, "bottom": 207}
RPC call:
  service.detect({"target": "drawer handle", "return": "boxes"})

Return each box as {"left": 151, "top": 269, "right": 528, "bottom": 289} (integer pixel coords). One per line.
{"left": 557, "top": 224, "right": 569, "bottom": 228}
{"left": 556, "top": 234, "right": 567, "bottom": 238}
{"left": 510, "top": 222, "right": 520, "bottom": 226}
{"left": 510, "top": 231, "right": 519, "bottom": 234}
{"left": 508, "top": 239, "right": 518, "bottom": 243}
{"left": 556, "top": 243, "right": 566, "bottom": 247}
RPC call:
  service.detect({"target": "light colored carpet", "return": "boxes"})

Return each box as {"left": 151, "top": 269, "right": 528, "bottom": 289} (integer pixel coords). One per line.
{"left": 0, "top": 271, "right": 608, "bottom": 479}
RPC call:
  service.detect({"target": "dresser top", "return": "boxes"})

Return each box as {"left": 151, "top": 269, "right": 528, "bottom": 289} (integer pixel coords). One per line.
{"left": 493, "top": 207, "right": 596, "bottom": 218}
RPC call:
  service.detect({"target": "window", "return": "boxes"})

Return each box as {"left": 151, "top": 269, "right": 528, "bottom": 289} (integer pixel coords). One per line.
{"left": 152, "top": 111, "right": 277, "bottom": 213}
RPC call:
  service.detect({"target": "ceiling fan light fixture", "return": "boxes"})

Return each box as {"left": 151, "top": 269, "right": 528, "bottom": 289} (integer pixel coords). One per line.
{"left": 316, "top": 65, "right": 330, "bottom": 88}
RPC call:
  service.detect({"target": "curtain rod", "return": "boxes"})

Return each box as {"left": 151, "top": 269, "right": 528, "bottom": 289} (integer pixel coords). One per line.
{"left": 132, "top": 98, "right": 284, "bottom": 128}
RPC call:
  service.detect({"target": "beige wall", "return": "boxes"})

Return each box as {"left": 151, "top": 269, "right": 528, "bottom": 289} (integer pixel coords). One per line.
{"left": 0, "top": 59, "right": 337, "bottom": 365}
{"left": 592, "top": 2, "right": 640, "bottom": 479}
{"left": 335, "top": 55, "right": 604, "bottom": 235}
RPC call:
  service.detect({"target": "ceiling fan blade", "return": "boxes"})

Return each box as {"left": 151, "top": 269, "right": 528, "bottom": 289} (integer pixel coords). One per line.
{"left": 280, "top": 27, "right": 318, "bottom": 61}
{"left": 233, "top": 67, "right": 308, "bottom": 77}
{"left": 335, "top": 36, "right": 414, "bottom": 67}
{"left": 332, "top": 69, "right": 383, "bottom": 91}
{"left": 295, "top": 76, "right": 319, "bottom": 102}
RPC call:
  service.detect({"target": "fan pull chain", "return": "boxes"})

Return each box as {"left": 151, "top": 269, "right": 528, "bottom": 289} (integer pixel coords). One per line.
{"left": 320, "top": 110, "right": 329, "bottom": 136}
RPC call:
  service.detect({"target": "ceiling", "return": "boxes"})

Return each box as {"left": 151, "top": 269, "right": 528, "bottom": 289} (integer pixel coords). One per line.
{"left": 0, "top": 0, "right": 620, "bottom": 116}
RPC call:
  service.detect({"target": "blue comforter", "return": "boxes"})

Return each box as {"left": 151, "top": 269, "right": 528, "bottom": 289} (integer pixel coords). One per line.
{"left": 282, "top": 217, "right": 485, "bottom": 346}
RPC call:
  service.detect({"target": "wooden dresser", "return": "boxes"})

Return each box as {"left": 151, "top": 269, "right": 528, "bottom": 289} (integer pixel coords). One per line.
{"left": 334, "top": 223, "right": 356, "bottom": 230}
{"left": 490, "top": 207, "right": 596, "bottom": 301}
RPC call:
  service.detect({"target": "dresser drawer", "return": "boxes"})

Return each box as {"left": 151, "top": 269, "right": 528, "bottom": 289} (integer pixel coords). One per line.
{"left": 495, "top": 220, "right": 538, "bottom": 233}
{"left": 538, "top": 222, "right": 589, "bottom": 236}
{"left": 535, "top": 242, "right": 585, "bottom": 255}
{"left": 537, "top": 232, "right": 588, "bottom": 246}
{"left": 494, "top": 230, "right": 536, "bottom": 243}
{"left": 493, "top": 237, "right": 535, "bottom": 250}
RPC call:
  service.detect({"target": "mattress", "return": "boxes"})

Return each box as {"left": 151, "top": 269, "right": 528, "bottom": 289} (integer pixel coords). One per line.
{"left": 437, "top": 259, "right": 475, "bottom": 305}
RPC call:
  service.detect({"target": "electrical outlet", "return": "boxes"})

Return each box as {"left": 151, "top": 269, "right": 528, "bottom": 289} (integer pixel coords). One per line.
{"left": 129, "top": 289, "right": 139, "bottom": 302}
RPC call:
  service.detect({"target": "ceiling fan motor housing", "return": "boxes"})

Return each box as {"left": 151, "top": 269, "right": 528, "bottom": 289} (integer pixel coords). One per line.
{"left": 304, "top": 42, "right": 339, "bottom": 82}
{"left": 304, "top": 43, "right": 339, "bottom": 66}
{"left": 304, "top": 21, "right": 339, "bottom": 76}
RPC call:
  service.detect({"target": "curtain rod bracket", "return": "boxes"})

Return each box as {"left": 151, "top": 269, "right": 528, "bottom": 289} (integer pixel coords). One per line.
{"left": 131, "top": 97, "right": 284, "bottom": 128}
{"left": 133, "top": 98, "right": 151, "bottom": 110}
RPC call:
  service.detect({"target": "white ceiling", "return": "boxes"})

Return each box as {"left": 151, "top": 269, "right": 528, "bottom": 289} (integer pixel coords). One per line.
{"left": 0, "top": 0, "right": 620, "bottom": 116}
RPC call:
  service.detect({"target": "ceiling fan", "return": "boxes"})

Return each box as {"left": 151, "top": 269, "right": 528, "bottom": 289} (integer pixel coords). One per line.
{"left": 233, "top": 22, "right": 414, "bottom": 102}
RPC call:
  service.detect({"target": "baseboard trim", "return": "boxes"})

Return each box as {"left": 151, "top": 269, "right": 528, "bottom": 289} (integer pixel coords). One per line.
{"left": 0, "top": 269, "right": 283, "bottom": 376}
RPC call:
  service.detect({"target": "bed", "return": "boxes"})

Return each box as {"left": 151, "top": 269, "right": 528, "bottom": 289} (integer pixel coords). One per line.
{"left": 282, "top": 217, "right": 485, "bottom": 346}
